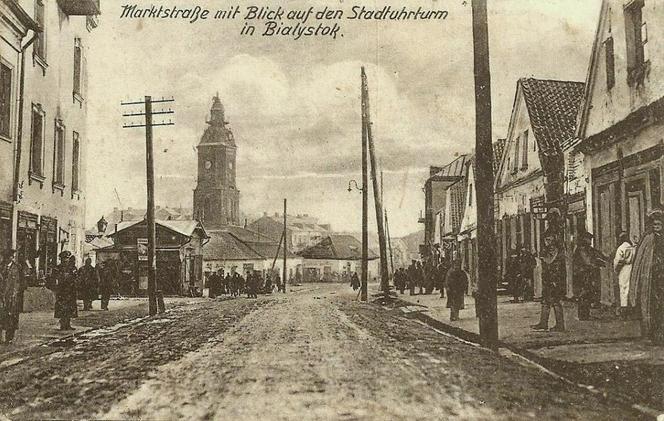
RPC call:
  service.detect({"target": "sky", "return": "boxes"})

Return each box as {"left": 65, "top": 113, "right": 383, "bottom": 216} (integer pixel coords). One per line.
{"left": 85, "top": 0, "right": 601, "bottom": 237}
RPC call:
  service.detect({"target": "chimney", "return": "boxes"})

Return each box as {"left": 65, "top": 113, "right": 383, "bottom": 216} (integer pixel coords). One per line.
{"left": 274, "top": 213, "right": 279, "bottom": 218}
{"left": 263, "top": 212, "right": 268, "bottom": 217}
{"left": 244, "top": 218, "right": 247, "bottom": 228}
{"left": 120, "top": 210, "right": 124, "bottom": 222}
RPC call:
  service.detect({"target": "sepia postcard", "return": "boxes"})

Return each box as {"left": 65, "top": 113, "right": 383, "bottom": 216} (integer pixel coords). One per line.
{"left": 0, "top": 0, "right": 662, "bottom": 419}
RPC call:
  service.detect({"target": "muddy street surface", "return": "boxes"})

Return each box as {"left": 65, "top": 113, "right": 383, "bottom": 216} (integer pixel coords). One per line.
{"left": 0, "top": 284, "right": 643, "bottom": 420}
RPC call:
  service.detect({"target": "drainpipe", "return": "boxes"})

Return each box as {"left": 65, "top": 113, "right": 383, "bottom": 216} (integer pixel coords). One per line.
{"left": 11, "top": 31, "right": 39, "bottom": 248}
{"left": 13, "top": 32, "right": 38, "bottom": 202}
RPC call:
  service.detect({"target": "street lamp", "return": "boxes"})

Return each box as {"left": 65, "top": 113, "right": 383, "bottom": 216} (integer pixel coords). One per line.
{"left": 347, "top": 179, "right": 363, "bottom": 193}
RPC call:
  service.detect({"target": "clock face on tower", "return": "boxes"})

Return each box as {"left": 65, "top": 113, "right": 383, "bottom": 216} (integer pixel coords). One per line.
{"left": 204, "top": 160, "right": 212, "bottom": 170}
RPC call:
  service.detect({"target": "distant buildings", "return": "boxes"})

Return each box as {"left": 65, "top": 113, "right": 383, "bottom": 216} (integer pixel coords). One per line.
{"left": 298, "top": 234, "right": 378, "bottom": 282}
{"left": 247, "top": 212, "right": 331, "bottom": 253}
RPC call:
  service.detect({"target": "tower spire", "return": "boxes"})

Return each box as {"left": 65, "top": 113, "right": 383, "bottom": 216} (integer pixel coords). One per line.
{"left": 209, "top": 94, "right": 225, "bottom": 126}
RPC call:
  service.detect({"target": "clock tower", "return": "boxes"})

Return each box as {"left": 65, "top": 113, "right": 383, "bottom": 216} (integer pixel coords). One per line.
{"left": 193, "top": 95, "right": 240, "bottom": 228}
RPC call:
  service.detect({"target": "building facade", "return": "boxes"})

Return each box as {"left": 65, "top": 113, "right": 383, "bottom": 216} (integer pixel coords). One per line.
{"left": 193, "top": 95, "right": 240, "bottom": 229}
{"left": 97, "top": 219, "right": 208, "bottom": 295}
{"left": 494, "top": 78, "right": 584, "bottom": 283}
{"left": 4, "top": 1, "right": 99, "bottom": 282}
{"left": 576, "top": 0, "right": 664, "bottom": 305}
{"left": 419, "top": 155, "right": 469, "bottom": 259}
{"left": 0, "top": 1, "right": 39, "bottom": 258}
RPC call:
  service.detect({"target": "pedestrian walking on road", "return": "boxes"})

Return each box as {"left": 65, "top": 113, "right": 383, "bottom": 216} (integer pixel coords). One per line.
{"left": 0, "top": 249, "right": 23, "bottom": 344}
{"left": 98, "top": 261, "right": 117, "bottom": 311}
{"left": 350, "top": 272, "right": 360, "bottom": 291}
{"left": 53, "top": 251, "right": 78, "bottom": 331}
{"left": 519, "top": 247, "right": 536, "bottom": 301}
{"left": 613, "top": 231, "right": 635, "bottom": 318}
{"left": 445, "top": 259, "right": 468, "bottom": 321}
{"left": 629, "top": 210, "right": 664, "bottom": 345}
{"left": 572, "top": 231, "right": 608, "bottom": 321}
{"left": 78, "top": 258, "right": 99, "bottom": 311}
{"left": 531, "top": 233, "right": 566, "bottom": 332}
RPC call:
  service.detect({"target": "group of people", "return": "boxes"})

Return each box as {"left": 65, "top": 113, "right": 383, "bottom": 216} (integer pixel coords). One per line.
{"left": 0, "top": 249, "right": 117, "bottom": 342}
{"left": 392, "top": 260, "right": 451, "bottom": 297}
{"left": 204, "top": 269, "right": 286, "bottom": 299}
{"left": 532, "top": 216, "right": 653, "bottom": 335}
{"left": 504, "top": 247, "right": 537, "bottom": 303}
{"left": 390, "top": 259, "right": 467, "bottom": 322}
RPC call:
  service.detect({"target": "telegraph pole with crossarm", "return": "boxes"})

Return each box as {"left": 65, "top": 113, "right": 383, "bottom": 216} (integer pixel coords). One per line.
{"left": 121, "top": 96, "right": 175, "bottom": 316}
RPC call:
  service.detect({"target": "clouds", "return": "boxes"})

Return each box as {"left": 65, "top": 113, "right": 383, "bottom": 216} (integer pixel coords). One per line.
{"left": 85, "top": 1, "right": 601, "bottom": 236}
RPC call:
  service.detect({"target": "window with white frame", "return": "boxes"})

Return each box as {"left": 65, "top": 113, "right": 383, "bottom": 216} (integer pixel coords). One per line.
{"left": 624, "top": 0, "right": 647, "bottom": 83}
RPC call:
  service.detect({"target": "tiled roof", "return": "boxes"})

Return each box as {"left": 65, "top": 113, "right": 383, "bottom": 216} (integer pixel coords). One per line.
{"left": 492, "top": 139, "right": 506, "bottom": 175}
{"left": 203, "top": 231, "right": 264, "bottom": 260}
{"left": 432, "top": 154, "right": 470, "bottom": 179}
{"left": 298, "top": 235, "right": 378, "bottom": 260}
{"left": 203, "top": 227, "right": 299, "bottom": 261}
{"left": 519, "top": 78, "right": 584, "bottom": 156}
{"left": 109, "top": 219, "right": 207, "bottom": 239}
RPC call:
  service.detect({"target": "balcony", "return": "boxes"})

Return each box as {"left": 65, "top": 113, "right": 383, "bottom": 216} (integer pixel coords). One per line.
{"left": 57, "top": 0, "right": 100, "bottom": 16}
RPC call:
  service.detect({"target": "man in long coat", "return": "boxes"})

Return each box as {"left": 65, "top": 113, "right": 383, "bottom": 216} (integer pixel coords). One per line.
{"left": 78, "top": 258, "right": 99, "bottom": 310}
{"left": 53, "top": 251, "right": 78, "bottom": 330}
{"left": 98, "top": 260, "right": 118, "bottom": 311}
{"left": 532, "top": 233, "right": 567, "bottom": 331}
{"left": 0, "top": 249, "right": 23, "bottom": 343}
{"left": 445, "top": 259, "right": 468, "bottom": 321}
{"left": 629, "top": 210, "right": 664, "bottom": 344}
{"left": 573, "top": 232, "right": 608, "bottom": 320}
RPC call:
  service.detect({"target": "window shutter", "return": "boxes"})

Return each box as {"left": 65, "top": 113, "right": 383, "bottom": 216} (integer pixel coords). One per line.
{"left": 513, "top": 136, "right": 520, "bottom": 173}
{"left": 521, "top": 130, "right": 528, "bottom": 169}
{"left": 605, "top": 37, "right": 615, "bottom": 89}
{"left": 641, "top": 22, "right": 648, "bottom": 62}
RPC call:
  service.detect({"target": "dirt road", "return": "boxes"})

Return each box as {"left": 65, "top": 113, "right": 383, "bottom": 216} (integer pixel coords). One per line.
{"left": 0, "top": 284, "right": 642, "bottom": 420}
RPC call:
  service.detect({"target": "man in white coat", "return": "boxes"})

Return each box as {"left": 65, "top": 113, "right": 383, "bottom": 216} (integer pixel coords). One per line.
{"left": 614, "top": 231, "right": 635, "bottom": 318}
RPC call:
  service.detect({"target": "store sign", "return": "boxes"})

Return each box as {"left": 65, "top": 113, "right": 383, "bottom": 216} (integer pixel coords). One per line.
{"left": 137, "top": 238, "right": 148, "bottom": 261}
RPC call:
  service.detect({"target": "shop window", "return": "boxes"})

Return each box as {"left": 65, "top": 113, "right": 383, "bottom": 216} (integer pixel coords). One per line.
{"left": 0, "top": 62, "right": 12, "bottom": 139}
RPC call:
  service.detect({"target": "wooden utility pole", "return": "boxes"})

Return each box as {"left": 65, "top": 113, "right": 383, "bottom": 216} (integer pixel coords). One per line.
{"left": 122, "top": 96, "right": 174, "bottom": 316}
{"left": 362, "top": 67, "right": 390, "bottom": 295}
{"left": 385, "top": 209, "right": 395, "bottom": 276}
{"left": 283, "top": 199, "right": 288, "bottom": 293}
{"left": 360, "top": 71, "right": 369, "bottom": 301}
{"left": 472, "top": 0, "right": 498, "bottom": 349}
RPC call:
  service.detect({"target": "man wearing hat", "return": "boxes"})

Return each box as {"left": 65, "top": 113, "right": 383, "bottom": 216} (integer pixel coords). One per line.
{"left": 0, "top": 249, "right": 24, "bottom": 343}
{"left": 53, "top": 251, "right": 78, "bottom": 330}
{"left": 572, "top": 231, "right": 608, "bottom": 321}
